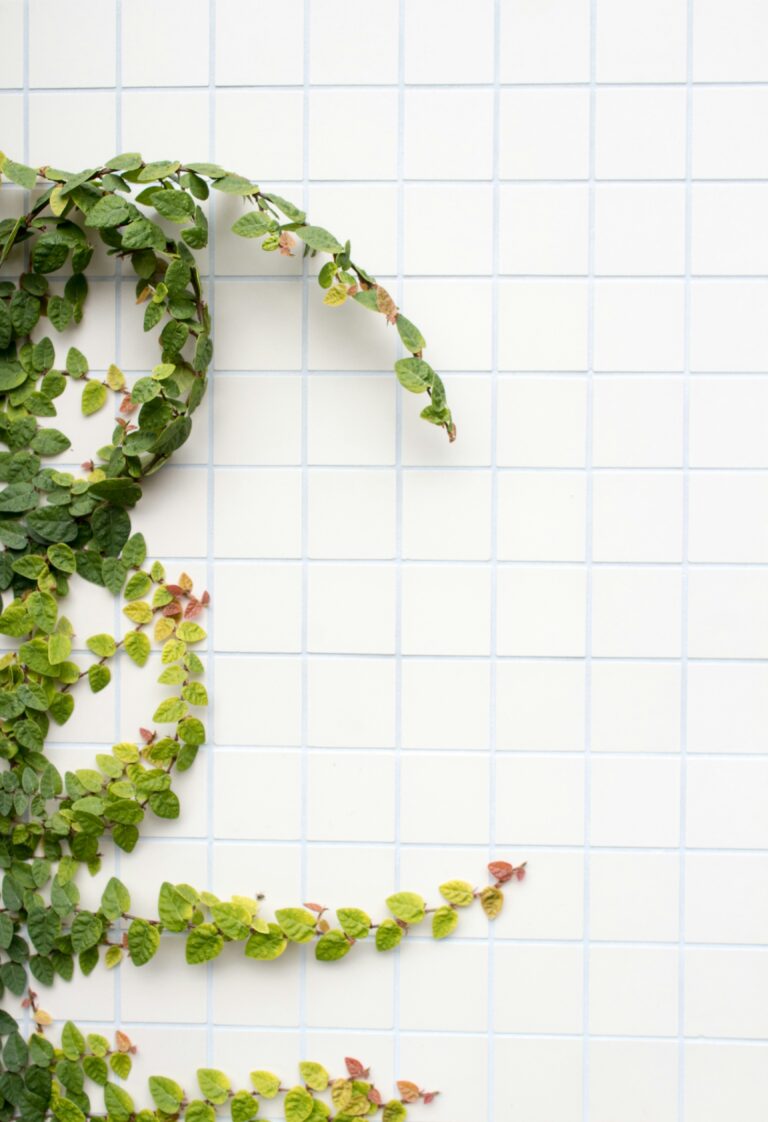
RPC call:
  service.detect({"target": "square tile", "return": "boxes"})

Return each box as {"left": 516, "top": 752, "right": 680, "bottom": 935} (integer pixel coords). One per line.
{"left": 498, "top": 283, "right": 589, "bottom": 371}
{"left": 499, "top": 0, "right": 590, "bottom": 82}
{"left": 213, "top": 282, "right": 302, "bottom": 370}
{"left": 496, "top": 756, "right": 585, "bottom": 845}
{"left": 593, "top": 377, "right": 684, "bottom": 467}
{"left": 310, "top": 0, "right": 398, "bottom": 83}
{"left": 216, "top": 90, "right": 303, "bottom": 179}
{"left": 688, "top": 664, "right": 768, "bottom": 754}
{"left": 405, "top": 185, "right": 494, "bottom": 275}
{"left": 496, "top": 661, "right": 585, "bottom": 751}
{"left": 213, "top": 751, "right": 301, "bottom": 840}
{"left": 405, "top": 90, "right": 494, "bottom": 180}
{"left": 693, "top": 88, "right": 768, "bottom": 179}
{"left": 687, "top": 759, "right": 768, "bottom": 849}
{"left": 685, "top": 1042, "right": 768, "bottom": 1122}
{"left": 595, "top": 185, "right": 686, "bottom": 276}
{"left": 308, "top": 377, "right": 396, "bottom": 463}
{"left": 497, "top": 567, "right": 586, "bottom": 656}
{"left": 308, "top": 469, "right": 396, "bottom": 559}
{"left": 402, "top": 471, "right": 491, "bottom": 560}
{"left": 592, "top": 472, "right": 684, "bottom": 561}
{"left": 402, "top": 660, "right": 490, "bottom": 750}
{"left": 495, "top": 1039, "right": 582, "bottom": 1122}
{"left": 592, "top": 568, "right": 682, "bottom": 657}
{"left": 307, "top": 563, "right": 395, "bottom": 654}
{"left": 307, "top": 658, "right": 395, "bottom": 748}
{"left": 307, "top": 752, "right": 395, "bottom": 842}
{"left": 592, "top": 662, "right": 681, "bottom": 753}
{"left": 405, "top": 0, "right": 494, "bottom": 83}
{"left": 402, "top": 566, "right": 491, "bottom": 656}
{"left": 685, "top": 949, "right": 768, "bottom": 1039}
{"left": 500, "top": 89, "right": 590, "bottom": 179}
{"left": 591, "top": 757, "right": 681, "bottom": 847}
{"left": 686, "top": 854, "right": 768, "bottom": 945}
{"left": 688, "top": 569, "right": 768, "bottom": 658}
{"left": 122, "top": 0, "right": 208, "bottom": 86}
{"left": 495, "top": 945, "right": 583, "bottom": 1033}
{"left": 594, "top": 281, "right": 685, "bottom": 372}
{"left": 590, "top": 947, "right": 678, "bottom": 1036}
{"left": 216, "top": 0, "right": 303, "bottom": 84}
{"left": 689, "top": 474, "right": 768, "bottom": 561}
{"left": 692, "top": 185, "right": 768, "bottom": 275}
{"left": 214, "top": 562, "right": 302, "bottom": 652}
{"left": 497, "top": 377, "right": 588, "bottom": 467}
{"left": 693, "top": 0, "right": 768, "bottom": 81}
{"left": 213, "top": 376, "right": 302, "bottom": 465}
{"left": 690, "top": 378, "right": 768, "bottom": 468}
{"left": 691, "top": 282, "right": 768, "bottom": 373}
{"left": 309, "top": 90, "right": 398, "bottom": 180}
{"left": 498, "top": 472, "right": 586, "bottom": 561}
{"left": 403, "top": 280, "right": 494, "bottom": 371}
{"left": 31, "top": 0, "right": 116, "bottom": 86}
{"left": 400, "top": 754, "right": 490, "bottom": 844}
{"left": 591, "top": 852, "right": 680, "bottom": 941}
{"left": 214, "top": 468, "right": 302, "bottom": 558}
{"left": 596, "top": 88, "right": 687, "bottom": 179}
{"left": 590, "top": 1041, "right": 678, "bottom": 1122}
{"left": 399, "top": 943, "right": 487, "bottom": 1031}
{"left": 499, "top": 185, "right": 590, "bottom": 275}
{"left": 214, "top": 656, "right": 301, "bottom": 746}
{"left": 596, "top": 0, "right": 687, "bottom": 81}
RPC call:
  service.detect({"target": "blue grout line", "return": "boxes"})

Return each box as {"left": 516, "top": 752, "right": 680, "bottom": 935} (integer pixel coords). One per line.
{"left": 113, "top": 0, "right": 124, "bottom": 1045}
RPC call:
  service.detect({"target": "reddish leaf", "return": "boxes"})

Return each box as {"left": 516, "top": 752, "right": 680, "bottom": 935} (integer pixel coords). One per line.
{"left": 515, "top": 864, "right": 527, "bottom": 881}
{"left": 303, "top": 902, "right": 325, "bottom": 914}
{"left": 162, "top": 600, "right": 182, "bottom": 617}
{"left": 115, "top": 1030, "right": 135, "bottom": 1054}
{"left": 488, "top": 860, "right": 514, "bottom": 884}
{"left": 422, "top": 1091, "right": 439, "bottom": 1104}
{"left": 367, "top": 1089, "right": 382, "bottom": 1107}
{"left": 278, "top": 232, "right": 295, "bottom": 256}
{"left": 139, "top": 727, "right": 155, "bottom": 743}
{"left": 397, "top": 1081, "right": 420, "bottom": 1104}
{"left": 184, "top": 598, "right": 203, "bottom": 619}
{"left": 345, "top": 1058, "right": 369, "bottom": 1079}
{"left": 200, "top": 590, "right": 210, "bottom": 605}
{"left": 165, "top": 584, "right": 185, "bottom": 596}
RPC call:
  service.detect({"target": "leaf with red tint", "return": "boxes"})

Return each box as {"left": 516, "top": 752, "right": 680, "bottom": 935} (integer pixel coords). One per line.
{"left": 162, "top": 601, "right": 182, "bottom": 617}
{"left": 488, "top": 860, "right": 514, "bottom": 884}
{"left": 304, "top": 902, "right": 325, "bottom": 914}
{"left": 184, "top": 598, "right": 203, "bottom": 619}
{"left": 422, "top": 1091, "right": 439, "bottom": 1104}
{"left": 139, "top": 727, "right": 155, "bottom": 743}
{"left": 345, "top": 1057, "right": 370, "bottom": 1079}
{"left": 397, "top": 1082, "right": 420, "bottom": 1103}
{"left": 515, "top": 864, "right": 527, "bottom": 881}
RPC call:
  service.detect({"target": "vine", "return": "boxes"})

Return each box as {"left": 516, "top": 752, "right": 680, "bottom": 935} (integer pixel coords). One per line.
{"left": 0, "top": 152, "right": 525, "bottom": 1112}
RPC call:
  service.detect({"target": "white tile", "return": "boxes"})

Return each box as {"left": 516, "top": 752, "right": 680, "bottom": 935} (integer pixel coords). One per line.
{"left": 403, "top": 375, "right": 492, "bottom": 467}
{"left": 591, "top": 852, "right": 680, "bottom": 941}
{"left": 308, "top": 293, "right": 398, "bottom": 372}
{"left": 402, "top": 660, "right": 489, "bottom": 750}
{"left": 498, "top": 282, "right": 589, "bottom": 371}
{"left": 214, "top": 656, "right": 301, "bottom": 746}
{"left": 400, "top": 754, "right": 489, "bottom": 844}
{"left": 28, "top": 92, "right": 116, "bottom": 170}
{"left": 213, "top": 376, "right": 302, "bottom": 465}
{"left": 688, "top": 570, "right": 768, "bottom": 658}
{"left": 307, "top": 184, "right": 399, "bottom": 275}
{"left": 499, "top": 0, "right": 590, "bottom": 82}
{"left": 595, "top": 185, "right": 686, "bottom": 276}
{"left": 122, "top": 0, "right": 209, "bottom": 86}
{"left": 499, "top": 89, "right": 590, "bottom": 179}
{"left": 693, "top": 88, "right": 768, "bottom": 179}
{"left": 592, "top": 472, "right": 684, "bottom": 562}
{"left": 306, "top": 943, "right": 394, "bottom": 1029}
{"left": 690, "top": 474, "right": 768, "bottom": 561}
{"left": 213, "top": 281, "right": 303, "bottom": 370}
{"left": 405, "top": 90, "right": 494, "bottom": 180}
{"left": 404, "top": 0, "right": 494, "bottom": 83}
{"left": 307, "top": 752, "right": 395, "bottom": 842}
{"left": 685, "top": 1042, "right": 768, "bottom": 1122}
{"left": 216, "top": 0, "right": 303, "bottom": 85}
{"left": 693, "top": 0, "right": 768, "bottom": 81}
{"left": 309, "top": 0, "right": 398, "bottom": 83}
{"left": 499, "top": 185, "right": 590, "bottom": 275}
{"left": 690, "top": 378, "right": 768, "bottom": 468}
{"left": 309, "top": 90, "right": 398, "bottom": 180}
{"left": 495, "top": 1039, "right": 582, "bottom": 1122}
{"left": 596, "top": 88, "right": 687, "bottom": 179}
{"left": 590, "top": 1042, "right": 678, "bottom": 1122}
{"left": 496, "top": 756, "right": 585, "bottom": 845}
{"left": 688, "top": 664, "right": 768, "bottom": 754}
{"left": 214, "top": 562, "right": 302, "bottom": 652}
{"left": 692, "top": 282, "right": 768, "bottom": 373}
{"left": 121, "top": 90, "right": 211, "bottom": 161}
{"left": 133, "top": 466, "right": 208, "bottom": 557}
{"left": 495, "top": 945, "right": 583, "bottom": 1034}
{"left": 497, "top": 377, "right": 588, "bottom": 467}
{"left": 686, "top": 949, "right": 768, "bottom": 1039}
{"left": 308, "top": 379, "right": 396, "bottom": 464}
{"left": 494, "top": 852, "right": 584, "bottom": 941}
{"left": 307, "top": 658, "right": 395, "bottom": 748}
{"left": 0, "top": 0, "right": 23, "bottom": 87}
{"left": 399, "top": 1036, "right": 488, "bottom": 1121}
{"left": 497, "top": 567, "right": 587, "bottom": 657}
{"left": 308, "top": 469, "right": 396, "bottom": 559}
{"left": 686, "top": 854, "right": 768, "bottom": 945}
{"left": 213, "top": 751, "right": 301, "bottom": 840}
{"left": 399, "top": 943, "right": 487, "bottom": 1031}
{"left": 590, "top": 757, "right": 681, "bottom": 848}
{"left": 403, "top": 279, "right": 494, "bottom": 371}
{"left": 307, "top": 564, "right": 395, "bottom": 654}
{"left": 214, "top": 468, "right": 302, "bottom": 558}
{"left": 592, "top": 662, "right": 681, "bottom": 753}
{"left": 692, "top": 185, "right": 768, "bottom": 275}
{"left": 30, "top": 0, "right": 115, "bottom": 87}
{"left": 402, "top": 471, "right": 491, "bottom": 560}
{"left": 402, "top": 566, "right": 491, "bottom": 655}
{"left": 593, "top": 376, "right": 684, "bottom": 468}
{"left": 216, "top": 90, "right": 303, "bottom": 180}
{"left": 404, "top": 185, "right": 494, "bottom": 275}
{"left": 595, "top": 281, "right": 685, "bottom": 372}
{"left": 592, "top": 568, "right": 682, "bottom": 657}
{"left": 596, "top": 0, "right": 687, "bottom": 82}
{"left": 498, "top": 472, "right": 586, "bottom": 561}
{"left": 496, "top": 661, "right": 585, "bottom": 752}
{"left": 687, "top": 759, "right": 768, "bottom": 849}
{"left": 590, "top": 947, "right": 678, "bottom": 1036}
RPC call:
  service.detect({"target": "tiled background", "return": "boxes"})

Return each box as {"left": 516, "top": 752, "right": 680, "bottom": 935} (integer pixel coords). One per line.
{"left": 2, "top": 0, "right": 768, "bottom": 1119}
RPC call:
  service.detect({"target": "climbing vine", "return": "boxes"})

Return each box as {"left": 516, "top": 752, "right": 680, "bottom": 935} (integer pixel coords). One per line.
{"left": 0, "top": 152, "right": 525, "bottom": 1115}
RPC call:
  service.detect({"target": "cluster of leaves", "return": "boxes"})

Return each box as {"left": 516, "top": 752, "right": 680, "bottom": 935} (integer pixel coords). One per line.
{"left": 0, "top": 1012, "right": 433, "bottom": 1122}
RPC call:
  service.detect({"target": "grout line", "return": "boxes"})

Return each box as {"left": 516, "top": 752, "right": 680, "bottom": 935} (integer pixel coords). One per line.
{"left": 10, "top": 78, "right": 768, "bottom": 93}
{"left": 678, "top": 2, "right": 695, "bottom": 1116}
{"left": 113, "top": 0, "right": 124, "bottom": 1045}
{"left": 582, "top": 0, "right": 598, "bottom": 1114}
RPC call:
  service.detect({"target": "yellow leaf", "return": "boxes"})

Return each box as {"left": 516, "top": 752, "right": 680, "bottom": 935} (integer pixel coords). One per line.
{"left": 323, "top": 284, "right": 348, "bottom": 307}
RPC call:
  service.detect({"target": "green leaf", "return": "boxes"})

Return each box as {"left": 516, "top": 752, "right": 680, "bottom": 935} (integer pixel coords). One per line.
{"left": 336, "top": 907, "right": 371, "bottom": 940}
{"left": 197, "top": 1069, "right": 231, "bottom": 1105}
{"left": 86, "top": 633, "right": 117, "bottom": 658}
{"left": 284, "top": 1087, "right": 314, "bottom": 1122}
{"left": 149, "top": 1076, "right": 184, "bottom": 1114}
{"left": 138, "top": 160, "right": 181, "bottom": 182}
{"left": 250, "top": 1071, "right": 280, "bottom": 1098}
{"left": 315, "top": 929, "right": 351, "bottom": 962}
{"left": 70, "top": 910, "right": 102, "bottom": 953}
{"left": 125, "top": 631, "right": 151, "bottom": 666}
{"left": 47, "top": 294, "right": 73, "bottom": 331}
{"left": 212, "top": 174, "right": 256, "bottom": 195}
{"left": 158, "top": 881, "right": 193, "bottom": 932}
{"left": 275, "top": 907, "right": 317, "bottom": 944}
{"left": 32, "top": 234, "right": 69, "bottom": 274}
{"left": 176, "top": 620, "right": 206, "bottom": 643}
{"left": 100, "top": 876, "right": 130, "bottom": 921}
{"left": 2, "top": 157, "right": 37, "bottom": 189}
{"left": 382, "top": 1102, "right": 407, "bottom": 1122}
{"left": 153, "top": 696, "right": 187, "bottom": 723}
{"left": 186, "top": 923, "right": 224, "bottom": 964}
{"left": 244, "top": 924, "right": 287, "bottom": 961}
{"left": 153, "top": 188, "right": 194, "bottom": 222}
{"left": 82, "top": 380, "right": 107, "bottom": 415}
{"left": 48, "top": 541, "right": 77, "bottom": 572}
{"left": 375, "top": 918, "right": 403, "bottom": 952}
{"left": 85, "top": 195, "right": 131, "bottom": 228}
{"left": 61, "top": 1020, "right": 85, "bottom": 1060}
{"left": 439, "top": 879, "right": 474, "bottom": 907}
{"left": 262, "top": 193, "right": 305, "bottom": 222}
{"left": 88, "top": 663, "right": 111, "bottom": 692}
{"left": 127, "top": 918, "right": 160, "bottom": 965}
{"left": 394, "top": 357, "right": 434, "bottom": 393}
{"left": 186, "top": 1103, "right": 215, "bottom": 1122}
{"left": 48, "top": 631, "right": 72, "bottom": 665}
{"left": 231, "top": 211, "right": 274, "bottom": 238}
{"left": 104, "top": 1083, "right": 134, "bottom": 1122}
{"left": 66, "top": 346, "right": 88, "bottom": 377}
{"left": 385, "top": 891, "right": 425, "bottom": 924}
{"left": 230, "top": 1090, "right": 258, "bottom": 1122}
{"left": 480, "top": 885, "right": 504, "bottom": 919}
{"left": 89, "top": 476, "right": 142, "bottom": 508}
{"left": 432, "top": 905, "right": 459, "bottom": 940}
{"left": 296, "top": 226, "right": 344, "bottom": 254}
{"left": 396, "top": 313, "right": 426, "bottom": 353}
{"left": 53, "top": 1101, "right": 85, "bottom": 1122}
{"left": 299, "top": 1063, "right": 329, "bottom": 1092}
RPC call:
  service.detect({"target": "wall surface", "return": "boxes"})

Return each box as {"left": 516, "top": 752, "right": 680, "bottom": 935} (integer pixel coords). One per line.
{"left": 2, "top": 0, "right": 768, "bottom": 1119}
